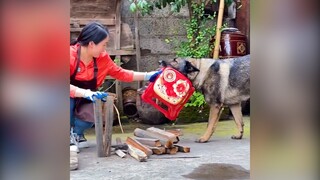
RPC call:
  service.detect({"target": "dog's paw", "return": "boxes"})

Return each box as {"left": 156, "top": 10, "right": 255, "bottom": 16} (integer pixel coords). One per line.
{"left": 231, "top": 135, "right": 243, "bottom": 139}
{"left": 195, "top": 137, "right": 209, "bottom": 143}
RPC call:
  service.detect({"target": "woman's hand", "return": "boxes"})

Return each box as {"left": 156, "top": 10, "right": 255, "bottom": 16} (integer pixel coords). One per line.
{"left": 84, "top": 90, "right": 108, "bottom": 102}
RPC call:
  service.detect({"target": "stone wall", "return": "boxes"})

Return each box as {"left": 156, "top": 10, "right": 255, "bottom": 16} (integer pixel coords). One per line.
{"left": 120, "top": 1, "right": 190, "bottom": 89}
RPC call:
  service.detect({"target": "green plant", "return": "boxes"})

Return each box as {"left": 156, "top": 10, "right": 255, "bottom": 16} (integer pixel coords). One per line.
{"left": 176, "top": 2, "right": 216, "bottom": 58}
{"left": 128, "top": 0, "right": 234, "bottom": 16}
{"left": 185, "top": 91, "right": 206, "bottom": 107}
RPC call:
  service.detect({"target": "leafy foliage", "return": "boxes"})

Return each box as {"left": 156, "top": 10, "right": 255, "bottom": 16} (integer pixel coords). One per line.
{"left": 175, "top": 2, "right": 216, "bottom": 59}
{"left": 128, "top": 0, "right": 234, "bottom": 16}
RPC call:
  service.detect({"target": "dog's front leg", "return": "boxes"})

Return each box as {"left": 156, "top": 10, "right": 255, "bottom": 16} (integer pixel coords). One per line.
{"left": 229, "top": 103, "right": 244, "bottom": 139}
{"left": 196, "top": 104, "right": 223, "bottom": 143}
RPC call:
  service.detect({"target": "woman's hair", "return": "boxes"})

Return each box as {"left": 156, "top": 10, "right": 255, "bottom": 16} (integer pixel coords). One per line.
{"left": 70, "top": 22, "right": 109, "bottom": 46}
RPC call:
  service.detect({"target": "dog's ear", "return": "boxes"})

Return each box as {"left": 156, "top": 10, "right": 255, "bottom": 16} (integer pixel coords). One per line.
{"left": 158, "top": 60, "right": 167, "bottom": 68}
{"left": 185, "top": 61, "right": 200, "bottom": 73}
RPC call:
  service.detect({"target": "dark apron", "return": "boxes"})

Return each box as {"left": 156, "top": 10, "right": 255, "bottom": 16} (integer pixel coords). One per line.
{"left": 70, "top": 46, "right": 98, "bottom": 123}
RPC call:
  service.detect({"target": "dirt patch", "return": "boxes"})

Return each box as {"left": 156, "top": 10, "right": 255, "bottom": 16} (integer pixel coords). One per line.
{"left": 183, "top": 163, "right": 250, "bottom": 180}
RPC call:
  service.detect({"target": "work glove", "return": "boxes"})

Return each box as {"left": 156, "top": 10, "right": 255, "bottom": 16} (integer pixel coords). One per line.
{"left": 84, "top": 90, "right": 108, "bottom": 102}
{"left": 144, "top": 70, "right": 163, "bottom": 82}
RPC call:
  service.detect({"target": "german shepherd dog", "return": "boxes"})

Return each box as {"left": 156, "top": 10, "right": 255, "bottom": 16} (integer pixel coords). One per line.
{"left": 160, "top": 55, "right": 250, "bottom": 142}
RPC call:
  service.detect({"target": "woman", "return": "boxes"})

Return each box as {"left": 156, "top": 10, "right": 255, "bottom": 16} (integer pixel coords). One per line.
{"left": 70, "top": 22, "right": 159, "bottom": 152}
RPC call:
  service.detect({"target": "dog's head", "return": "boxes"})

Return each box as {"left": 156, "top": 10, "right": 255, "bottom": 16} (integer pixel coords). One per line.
{"left": 158, "top": 58, "right": 200, "bottom": 80}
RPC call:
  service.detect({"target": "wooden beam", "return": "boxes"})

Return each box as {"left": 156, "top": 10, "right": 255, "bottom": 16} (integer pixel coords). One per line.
{"left": 111, "top": 144, "right": 128, "bottom": 150}
{"left": 115, "top": 149, "right": 127, "bottom": 158}
{"left": 174, "top": 145, "right": 190, "bottom": 153}
{"left": 165, "top": 129, "right": 183, "bottom": 137}
{"left": 93, "top": 98, "right": 104, "bottom": 157}
{"left": 106, "top": 49, "right": 136, "bottom": 56}
{"left": 134, "top": 137, "right": 162, "bottom": 147}
{"left": 147, "top": 146, "right": 165, "bottom": 155}
{"left": 134, "top": 10, "right": 141, "bottom": 88}
{"left": 114, "top": 55, "right": 123, "bottom": 113}
{"left": 127, "top": 144, "right": 148, "bottom": 162}
{"left": 146, "top": 127, "right": 179, "bottom": 143}
{"left": 115, "top": 0, "right": 121, "bottom": 50}
{"left": 133, "top": 128, "right": 173, "bottom": 148}
{"left": 70, "top": 18, "right": 116, "bottom": 26}
{"left": 166, "top": 146, "right": 178, "bottom": 155}
{"left": 126, "top": 137, "right": 153, "bottom": 157}
{"left": 103, "top": 96, "right": 115, "bottom": 157}
{"left": 70, "top": 151, "right": 78, "bottom": 171}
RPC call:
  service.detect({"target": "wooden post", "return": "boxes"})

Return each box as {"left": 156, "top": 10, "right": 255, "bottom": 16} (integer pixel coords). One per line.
{"left": 115, "top": 0, "right": 123, "bottom": 113}
{"left": 134, "top": 11, "right": 141, "bottom": 88}
{"left": 213, "top": 0, "right": 225, "bottom": 59}
{"left": 93, "top": 99, "right": 104, "bottom": 157}
{"left": 104, "top": 96, "right": 115, "bottom": 157}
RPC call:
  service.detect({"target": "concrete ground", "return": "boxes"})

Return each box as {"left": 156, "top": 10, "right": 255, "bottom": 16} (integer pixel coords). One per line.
{"left": 70, "top": 117, "right": 250, "bottom": 180}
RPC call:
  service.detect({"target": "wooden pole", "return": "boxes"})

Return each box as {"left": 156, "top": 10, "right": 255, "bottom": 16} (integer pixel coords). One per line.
{"left": 93, "top": 99, "right": 104, "bottom": 157}
{"left": 104, "top": 96, "right": 115, "bottom": 156}
{"left": 134, "top": 11, "right": 141, "bottom": 88}
{"left": 213, "top": 0, "right": 225, "bottom": 59}
{"left": 115, "top": 0, "right": 123, "bottom": 113}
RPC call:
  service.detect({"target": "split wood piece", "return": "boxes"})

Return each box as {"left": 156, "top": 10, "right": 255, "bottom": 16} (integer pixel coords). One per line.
{"left": 115, "top": 149, "right": 127, "bottom": 158}
{"left": 103, "top": 96, "right": 115, "bottom": 157}
{"left": 127, "top": 144, "right": 147, "bottom": 162}
{"left": 146, "top": 127, "right": 179, "bottom": 143}
{"left": 93, "top": 98, "right": 104, "bottom": 157}
{"left": 147, "top": 146, "right": 166, "bottom": 155}
{"left": 133, "top": 128, "right": 173, "bottom": 148}
{"left": 165, "top": 129, "right": 183, "bottom": 137}
{"left": 174, "top": 145, "right": 190, "bottom": 153}
{"left": 70, "top": 151, "right": 78, "bottom": 171}
{"left": 166, "top": 146, "right": 178, "bottom": 155}
{"left": 126, "top": 137, "right": 153, "bottom": 157}
{"left": 134, "top": 137, "right": 161, "bottom": 147}
{"left": 111, "top": 144, "right": 128, "bottom": 150}
{"left": 115, "top": 138, "right": 127, "bottom": 158}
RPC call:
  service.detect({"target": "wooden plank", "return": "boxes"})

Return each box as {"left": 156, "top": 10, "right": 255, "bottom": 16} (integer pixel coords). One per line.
{"left": 126, "top": 137, "right": 153, "bottom": 157}
{"left": 111, "top": 144, "right": 128, "bottom": 150}
{"left": 166, "top": 146, "right": 178, "bottom": 155}
{"left": 70, "top": 18, "right": 116, "bottom": 26}
{"left": 70, "top": 151, "right": 78, "bottom": 171}
{"left": 146, "top": 127, "right": 179, "bottom": 143}
{"left": 133, "top": 128, "right": 173, "bottom": 148}
{"left": 103, "top": 96, "right": 115, "bottom": 157}
{"left": 114, "top": 55, "right": 123, "bottom": 113}
{"left": 174, "top": 145, "right": 190, "bottom": 153}
{"left": 134, "top": 137, "right": 162, "bottom": 147}
{"left": 115, "top": 0, "right": 121, "bottom": 50}
{"left": 127, "top": 144, "right": 148, "bottom": 162}
{"left": 93, "top": 98, "right": 104, "bottom": 157}
{"left": 147, "top": 146, "right": 166, "bottom": 155}
{"left": 107, "top": 49, "right": 136, "bottom": 56}
{"left": 115, "top": 149, "right": 127, "bottom": 158}
{"left": 165, "top": 129, "right": 183, "bottom": 137}
{"left": 134, "top": 11, "right": 141, "bottom": 88}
